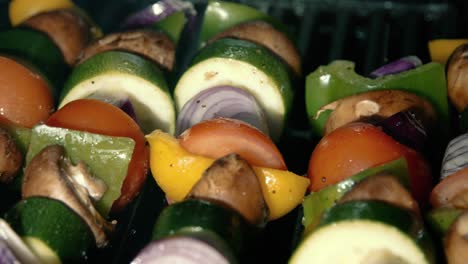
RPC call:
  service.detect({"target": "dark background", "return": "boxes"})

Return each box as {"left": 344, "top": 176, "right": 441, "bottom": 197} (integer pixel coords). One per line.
{"left": 1, "top": 0, "right": 466, "bottom": 75}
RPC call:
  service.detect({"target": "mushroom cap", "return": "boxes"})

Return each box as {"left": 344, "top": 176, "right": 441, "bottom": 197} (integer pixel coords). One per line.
{"left": 22, "top": 9, "right": 91, "bottom": 66}
{"left": 187, "top": 153, "right": 268, "bottom": 226}
{"left": 77, "top": 29, "right": 175, "bottom": 71}
{"left": 22, "top": 145, "right": 113, "bottom": 247}
{"left": 339, "top": 174, "right": 420, "bottom": 216}
{"left": 447, "top": 44, "right": 468, "bottom": 113}
{"left": 316, "top": 89, "right": 437, "bottom": 135}
{"left": 209, "top": 20, "right": 301, "bottom": 76}
{"left": 445, "top": 211, "right": 468, "bottom": 264}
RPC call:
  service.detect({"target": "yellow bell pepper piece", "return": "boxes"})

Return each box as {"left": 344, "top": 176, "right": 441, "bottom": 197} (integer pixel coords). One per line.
{"left": 146, "top": 130, "right": 310, "bottom": 220}
{"left": 428, "top": 39, "right": 468, "bottom": 65}
{"left": 146, "top": 130, "right": 214, "bottom": 202}
{"left": 9, "top": 0, "right": 75, "bottom": 26}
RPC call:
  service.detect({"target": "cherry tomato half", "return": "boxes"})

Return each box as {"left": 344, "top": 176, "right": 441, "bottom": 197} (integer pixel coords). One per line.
{"left": 46, "top": 99, "right": 148, "bottom": 212}
{"left": 0, "top": 56, "right": 54, "bottom": 128}
{"left": 308, "top": 122, "right": 431, "bottom": 205}
{"left": 179, "top": 118, "right": 287, "bottom": 170}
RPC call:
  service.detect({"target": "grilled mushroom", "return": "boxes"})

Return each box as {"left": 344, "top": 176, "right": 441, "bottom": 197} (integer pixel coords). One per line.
{"left": 445, "top": 211, "right": 468, "bottom": 264}
{"left": 316, "top": 90, "right": 436, "bottom": 135}
{"left": 77, "top": 30, "right": 175, "bottom": 71}
{"left": 430, "top": 167, "right": 468, "bottom": 209}
{"left": 0, "top": 128, "right": 22, "bottom": 183}
{"left": 339, "top": 174, "right": 420, "bottom": 215}
{"left": 446, "top": 44, "right": 468, "bottom": 113}
{"left": 22, "top": 9, "right": 91, "bottom": 66}
{"left": 209, "top": 21, "right": 301, "bottom": 76}
{"left": 22, "top": 145, "right": 113, "bottom": 247}
{"left": 187, "top": 153, "right": 268, "bottom": 226}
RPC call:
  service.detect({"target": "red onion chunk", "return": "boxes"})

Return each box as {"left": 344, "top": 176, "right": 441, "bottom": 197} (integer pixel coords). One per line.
{"left": 0, "top": 240, "right": 19, "bottom": 264}
{"left": 369, "top": 56, "right": 422, "bottom": 78}
{"left": 131, "top": 236, "right": 233, "bottom": 264}
{"left": 0, "top": 219, "right": 41, "bottom": 264}
{"left": 121, "top": 0, "right": 196, "bottom": 30}
{"left": 379, "top": 110, "right": 427, "bottom": 152}
{"left": 176, "top": 86, "right": 269, "bottom": 136}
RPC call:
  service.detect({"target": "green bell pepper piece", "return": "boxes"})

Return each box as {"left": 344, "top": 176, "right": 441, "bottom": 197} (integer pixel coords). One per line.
{"left": 427, "top": 208, "right": 462, "bottom": 237}
{"left": 200, "top": 0, "right": 289, "bottom": 47}
{"left": 153, "top": 11, "right": 187, "bottom": 45}
{"left": 26, "top": 125, "right": 135, "bottom": 217}
{"left": 305, "top": 60, "right": 450, "bottom": 137}
{"left": 302, "top": 158, "right": 410, "bottom": 231}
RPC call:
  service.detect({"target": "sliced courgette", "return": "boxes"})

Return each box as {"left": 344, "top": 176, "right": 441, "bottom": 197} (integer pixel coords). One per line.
{"left": 319, "top": 201, "right": 418, "bottom": 235}
{"left": 4, "top": 197, "right": 95, "bottom": 264}
{"left": 59, "top": 51, "right": 175, "bottom": 134}
{"left": 290, "top": 220, "right": 429, "bottom": 264}
{"left": 152, "top": 199, "right": 254, "bottom": 256}
{"left": 0, "top": 28, "right": 66, "bottom": 96}
{"left": 174, "top": 38, "right": 293, "bottom": 141}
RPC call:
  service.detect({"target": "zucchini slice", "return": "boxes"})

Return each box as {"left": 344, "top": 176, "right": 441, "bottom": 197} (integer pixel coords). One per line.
{"left": 0, "top": 28, "right": 66, "bottom": 95}
{"left": 174, "top": 38, "right": 293, "bottom": 141}
{"left": 4, "top": 197, "right": 95, "bottom": 264}
{"left": 59, "top": 51, "right": 175, "bottom": 134}
{"left": 290, "top": 220, "right": 429, "bottom": 264}
{"left": 152, "top": 199, "right": 254, "bottom": 256}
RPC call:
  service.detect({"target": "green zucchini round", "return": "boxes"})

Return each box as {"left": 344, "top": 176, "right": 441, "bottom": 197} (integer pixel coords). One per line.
{"left": 4, "top": 197, "right": 95, "bottom": 263}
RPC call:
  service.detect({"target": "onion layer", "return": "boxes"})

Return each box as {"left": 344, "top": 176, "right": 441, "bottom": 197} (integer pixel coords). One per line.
{"left": 379, "top": 110, "right": 427, "bottom": 152}
{"left": 369, "top": 56, "right": 422, "bottom": 78}
{"left": 0, "top": 240, "right": 18, "bottom": 264}
{"left": 176, "top": 86, "right": 269, "bottom": 136}
{"left": 121, "top": 0, "right": 196, "bottom": 30}
{"left": 131, "top": 236, "right": 233, "bottom": 264}
{"left": 441, "top": 133, "right": 468, "bottom": 180}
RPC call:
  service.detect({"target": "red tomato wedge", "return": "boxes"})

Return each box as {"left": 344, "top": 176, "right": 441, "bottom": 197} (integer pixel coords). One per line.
{"left": 0, "top": 56, "right": 54, "bottom": 128}
{"left": 179, "top": 118, "right": 287, "bottom": 170}
{"left": 46, "top": 99, "right": 148, "bottom": 212}
{"left": 308, "top": 122, "right": 432, "bottom": 205}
